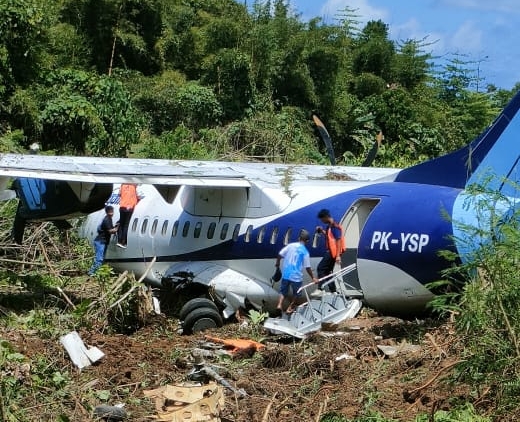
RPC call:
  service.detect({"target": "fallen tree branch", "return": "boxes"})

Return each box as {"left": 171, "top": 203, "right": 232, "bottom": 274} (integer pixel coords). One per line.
{"left": 261, "top": 393, "right": 277, "bottom": 422}
{"left": 38, "top": 240, "right": 76, "bottom": 310}
{"left": 407, "top": 359, "right": 465, "bottom": 395}
{"left": 109, "top": 257, "right": 156, "bottom": 309}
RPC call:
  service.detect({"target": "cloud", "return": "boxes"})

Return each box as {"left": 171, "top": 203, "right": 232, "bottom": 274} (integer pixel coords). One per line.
{"left": 389, "top": 18, "right": 445, "bottom": 53}
{"left": 448, "top": 21, "right": 483, "bottom": 53}
{"left": 320, "top": 0, "right": 388, "bottom": 23}
{"left": 436, "top": 0, "right": 519, "bottom": 14}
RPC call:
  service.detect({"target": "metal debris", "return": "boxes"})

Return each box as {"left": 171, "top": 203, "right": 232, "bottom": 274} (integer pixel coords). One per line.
{"left": 59, "top": 331, "right": 104, "bottom": 369}
{"left": 144, "top": 382, "right": 224, "bottom": 422}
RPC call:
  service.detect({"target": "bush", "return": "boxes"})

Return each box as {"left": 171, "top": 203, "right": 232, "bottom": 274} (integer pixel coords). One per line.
{"left": 436, "top": 182, "right": 520, "bottom": 417}
{"left": 139, "top": 125, "right": 216, "bottom": 160}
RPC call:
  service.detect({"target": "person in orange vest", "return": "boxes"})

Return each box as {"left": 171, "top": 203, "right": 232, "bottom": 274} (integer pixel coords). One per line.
{"left": 117, "top": 183, "right": 139, "bottom": 248}
{"left": 315, "top": 209, "right": 346, "bottom": 293}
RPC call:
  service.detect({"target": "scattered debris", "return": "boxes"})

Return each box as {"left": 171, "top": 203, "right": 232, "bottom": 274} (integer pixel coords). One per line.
{"left": 377, "top": 345, "right": 399, "bottom": 358}
{"left": 335, "top": 352, "right": 355, "bottom": 361}
{"left": 204, "top": 335, "right": 265, "bottom": 357}
{"left": 187, "top": 358, "right": 247, "bottom": 398}
{"left": 144, "top": 382, "right": 224, "bottom": 422}
{"left": 319, "top": 331, "right": 350, "bottom": 338}
{"left": 152, "top": 296, "right": 161, "bottom": 314}
{"left": 59, "top": 331, "right": 104, "bottom": 369}
{"left": 377, "top": 342, "right": 421, "bottom": 358}
{"left": 93, "top": 404, "right": 127, "bottom": 421}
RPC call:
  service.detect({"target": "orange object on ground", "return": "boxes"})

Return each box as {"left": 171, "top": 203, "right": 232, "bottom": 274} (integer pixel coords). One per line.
{"left": 204, "top": 336, "right": 265, "bottom": 355}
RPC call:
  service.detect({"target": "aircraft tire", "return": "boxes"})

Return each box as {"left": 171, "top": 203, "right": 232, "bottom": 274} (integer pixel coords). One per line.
{"left": 183, "top": 307, "right": 223, "bottom": 334}
{"left": 179, "top": 298, "right": 219, "bottom": 321}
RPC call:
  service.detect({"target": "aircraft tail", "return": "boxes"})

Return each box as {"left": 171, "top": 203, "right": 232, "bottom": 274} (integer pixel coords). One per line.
{"left": 394, "top": 90, "right": 520, "bottom": 192}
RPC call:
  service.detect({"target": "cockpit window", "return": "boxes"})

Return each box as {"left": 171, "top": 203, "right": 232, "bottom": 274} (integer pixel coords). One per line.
{"left": 172, "top": 221, "right": 179, "bottom": 238}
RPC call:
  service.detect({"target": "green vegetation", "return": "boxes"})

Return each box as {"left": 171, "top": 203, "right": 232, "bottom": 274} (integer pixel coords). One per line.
{"left": 0, "top": 0, "right": 518, "bottom": 164}
{"left": 320, "top": 402, "right": 489, "bottom": 422}
{"left": 430, "top": 183, "right": 520, "bottom": 418}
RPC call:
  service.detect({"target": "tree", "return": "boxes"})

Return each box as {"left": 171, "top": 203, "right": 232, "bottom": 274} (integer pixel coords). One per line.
{"left": 353, "top": 20, "right": 395, "bottom": 81}
{"left": 0, "top": 0, "right": 47, "bottom": 97}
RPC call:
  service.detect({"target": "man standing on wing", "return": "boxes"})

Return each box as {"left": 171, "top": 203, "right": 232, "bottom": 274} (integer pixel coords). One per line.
{"left": 315, "top": 208, "right": 346, "bottom": 293}
{"left": 275, "top": 230, "right": 318, "bottom": 315}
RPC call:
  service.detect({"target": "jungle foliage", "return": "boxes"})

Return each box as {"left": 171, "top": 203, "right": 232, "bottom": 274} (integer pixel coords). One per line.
{"left": 0, "top": 0, "right": 518, "bottom": 165}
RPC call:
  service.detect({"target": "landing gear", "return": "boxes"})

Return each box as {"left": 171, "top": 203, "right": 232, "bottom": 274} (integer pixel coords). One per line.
{"left": 182, "top": 306, "right": 223, "bottom": 334}
{"left": 179, "top": 298, "right": 220, "bottom": 321}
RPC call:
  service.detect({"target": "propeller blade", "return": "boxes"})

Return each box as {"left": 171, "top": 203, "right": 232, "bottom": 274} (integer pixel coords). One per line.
{"left": 312, "top": 115, "right": 336, "bottom": 166}
{"left": 362, "top": 131, "right": 383, "bottom": 167}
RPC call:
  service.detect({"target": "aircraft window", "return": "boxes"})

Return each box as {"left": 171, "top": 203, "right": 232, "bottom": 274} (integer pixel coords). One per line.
{"left": 245, "top": 225, "right": 253, "bottom": 243}
{"left": 172, "top": 221, "right": 179, "bottom": 238}
{"left": 131, "top": 218, "right": 138, "bottom": 232}
{"left": 182, "top": 221, "right": 190, "bottom": 237}
{"left": 141, "top": 219, "right": 149, "bottom": 235}
{"left": 161, "top": 220, "right": 169, "bottom": 236}
{"left": 232, "top": 224, "right": 240, "bottom": 242}
{"left": 207, "top": 222, "right": 216, "bottom": 239}
{"left": 283, "top": 227, "right": 292, "bottom": 245}
{"left": 220, "top": 223, "right": 229, "bottom": 240}
{"left": 151, "top": 219, "right": 158, "bottom": 236}
{"left": 257, "top": 226, "right": 266, "bottom": 243}
{"left": 270, "top": 226, "right": 279, "bottom": 244}
{"left": 194, "top": 222, "right": 202, "bottom": 238}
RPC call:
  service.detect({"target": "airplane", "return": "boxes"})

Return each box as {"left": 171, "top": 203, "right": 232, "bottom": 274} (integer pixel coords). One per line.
{"left": 0, "top": 89, "right": 519, "bottom": 334}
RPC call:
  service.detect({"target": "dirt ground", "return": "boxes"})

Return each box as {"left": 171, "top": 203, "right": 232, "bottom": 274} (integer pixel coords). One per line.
{"left": 0, "top": 280, "right": 478, "bottom": 422}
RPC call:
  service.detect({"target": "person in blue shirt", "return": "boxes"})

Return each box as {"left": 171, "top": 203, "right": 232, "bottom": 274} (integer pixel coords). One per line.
{"left": 88, "top": 205, "right": 118, "bottom": 276}
{"left": 275, "top": 230, "right": 318, "bottom": 314}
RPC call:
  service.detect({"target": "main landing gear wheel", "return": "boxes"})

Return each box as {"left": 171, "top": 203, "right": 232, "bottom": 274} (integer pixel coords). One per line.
{"left": 179, "top": 297, "right": 219, "bottom": 321}
{"left": 182, "top": 307, "right": 223, "bottom": 334}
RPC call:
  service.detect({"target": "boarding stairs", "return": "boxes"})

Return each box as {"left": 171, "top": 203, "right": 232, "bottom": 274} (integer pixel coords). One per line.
{"left": 263, "top": 263, "right": 363, "bottom": 338}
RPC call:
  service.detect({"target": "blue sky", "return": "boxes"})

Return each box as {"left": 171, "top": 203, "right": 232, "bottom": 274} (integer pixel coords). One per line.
{"left": 288, "top": 0, "right": 520, "bottom": 89}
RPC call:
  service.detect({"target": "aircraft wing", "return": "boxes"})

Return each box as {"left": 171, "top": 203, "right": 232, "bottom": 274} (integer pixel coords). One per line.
{"left": 0, "top": 153, "right": 399, "bottom": 187}
{"left": 0, "top": 154, "right": 250, "bottom": 187}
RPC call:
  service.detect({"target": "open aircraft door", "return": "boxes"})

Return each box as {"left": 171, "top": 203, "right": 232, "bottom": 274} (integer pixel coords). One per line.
{"left": 339, "top": 198, "right": 381, "bottom": 296}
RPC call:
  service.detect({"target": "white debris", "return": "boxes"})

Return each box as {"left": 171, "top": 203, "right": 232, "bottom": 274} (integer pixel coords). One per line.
{"left": 335, "top": 353, "right": 355, "bottom": 361}
{"left": 377, "top": 343, "right": 421, "bottom": 358}
{"left": 60, "top": 331, "right": 105, "bottom": 369}
{"left": 152, "top": 297, "right": 161, "bottom": 314}
{"left": 377, "top": 345, "right": 398, "bottom": 358}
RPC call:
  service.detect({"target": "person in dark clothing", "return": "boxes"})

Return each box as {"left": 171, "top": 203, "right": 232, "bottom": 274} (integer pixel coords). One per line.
{"left": 88, "top": 205, "right": 118, "bottom": 276}
{"left": 315, "top": 209, "right": 345, "bottom": 293}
